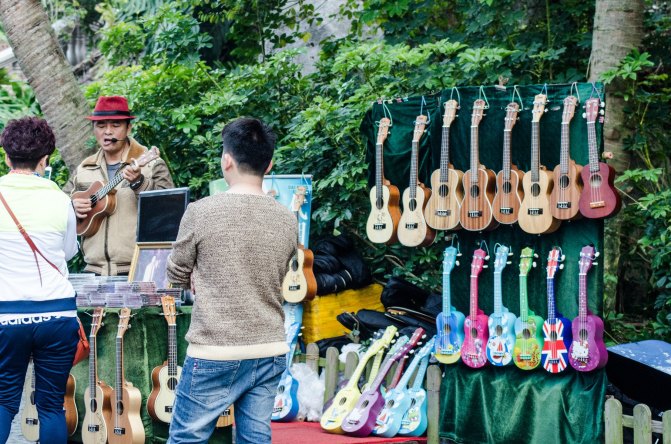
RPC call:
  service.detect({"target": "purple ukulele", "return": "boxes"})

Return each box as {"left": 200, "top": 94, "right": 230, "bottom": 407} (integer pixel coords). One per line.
{"left": 568, "top": 245, "right": 608, "bottom": 371}
{"left": 461, "top": 248, "right": 490, "bottom": 368}
{"left": 341, "top": 328, "right": 425, "bottom": 437}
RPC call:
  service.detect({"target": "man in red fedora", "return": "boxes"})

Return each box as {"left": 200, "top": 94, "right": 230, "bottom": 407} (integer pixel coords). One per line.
{"left": 64, "top": 96, "right": 174, "bottom": 276}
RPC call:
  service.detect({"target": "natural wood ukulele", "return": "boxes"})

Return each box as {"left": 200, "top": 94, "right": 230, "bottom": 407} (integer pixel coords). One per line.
{"left": 73, "top": 147, "right": 159, "bottom": 237}
{"left": 492, "top": 102, "right": 524, "bottom": 224}
{"left": 282, "top": 186, "right": 317, "bottom": 303}
{"left": 424, "top": 99, "right": 463, "bottom": 231}
{"left": 147, "top": 296, "right": 182, "bottom": 423}
{"left": 550, "top": 95, "right": 583, "bottom": 220}
{"left": 366, "top": 117, "right": 401, "bottom": 244}
{"left": 108, "top": 308, "right": 145, "bottom": 444}
{"left": 398, "top": 115, "right": 435, "bottom": 247}
{"left": 460, "top": 100, "right": 498, "bottom": 231}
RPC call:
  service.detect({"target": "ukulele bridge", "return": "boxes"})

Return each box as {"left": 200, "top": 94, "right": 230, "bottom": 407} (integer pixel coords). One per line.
{"left": 435, "top": 209, "right": 451, "bottom": 216}
{"left": 557, "top": 202, "right": 571, "bottom": 209}
{"left": 589, "top": 201, "right": 605, "bottom": 209}
{"left": 165, "top": 406, "right": 173, "bottom": 413}
{"left": 25, "top": 418, "right": 38, "bottom": 425}
{"left": 373, "top": 223, "right": 386, "bottom": 230}
{"left": 467, "top": 210, "right": 482, "bottom": 218}
{"left": 288, "top": 285, "right": 301, "bottom": 291}
{"left": 87, "top": 424, "right": 100, "bottom": 432}
{"left": 499, "top": 207, "right": 513, "bottom": 215}
{"left": 114, "top": 427, "right": 126, "bottom": 435}
{"left": 519, "top": 353, "right": 532, "bottom": 360}
{"left": 405, "top": 223, "right": 418, "bottom": 229}
{"left": 527, "top": 208, "right": 543, "bottom": 215}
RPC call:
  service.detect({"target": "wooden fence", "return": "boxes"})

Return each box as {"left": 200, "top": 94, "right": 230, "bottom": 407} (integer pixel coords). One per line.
{"left": 605, "top": 398, "right": 671, "bottom": 444}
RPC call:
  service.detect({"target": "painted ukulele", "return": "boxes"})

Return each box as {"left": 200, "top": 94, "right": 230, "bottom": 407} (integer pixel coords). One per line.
{"left": 542, "top": 247, "right": 573, "bottom": 373}
{"left": 513, "top": 247, "right": 544, "bottom": 370}
{"left": 492, "top": 102, "right": 524, "bottom": 224}
{"left": 579, "top": 98, "right": 622, "bottom": 219}
{"left": 434, "top": 246, "right": 465, "bottom": 364}
{"left": 282, "top": 186, "right": 317, "bottom": 303}
{"left": 108, "top": 308, "right": 145, "bottom": 444}
{"left": 569, "top": 245, "right": 608, "bottom": 371}
{"left": 321, "top": 325, "right": 398, "bottom": 434}
{"left": 342, "top": 328, "right": 425, "bottom": 437}
{"left": 147, "top": 296, "right": 183, "bottom": 423}
{"left": 424, "top": 100, "right": 464, "bottom": 230}
{"left": 82, "top": 308, "right": 113, "bottom": 444}
{"left": 486, "top": 245, "right": 517, "bottom": 366}
{"left": 519, "top": 94, "right": 561, "bottom": 234}
{"left": 551, "top": 96, "right": 583, "bottom": 220}
{"left": 398, "top": 115, "right": 435, "bottom": 247}
{"left": 374, "top": 336, "right": 435, "bottom": 438}
{"left": 73, "top": 147, "right": 159, "bottom": 237}
{"left": 367, "top": 117, "right": 401, "bottom": 244}
{"left": 272, "top": 302, "right": 304, "bottom": 422}
{"left": 461, "top": 248, "right": 490, "bottom": 368}
{"left": 460, "top": 99, "right": 498, "bottom": 232}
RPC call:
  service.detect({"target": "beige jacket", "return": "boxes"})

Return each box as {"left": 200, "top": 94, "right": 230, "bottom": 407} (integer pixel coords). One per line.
{"left": 64, "top": 137, "right": 174, "bottom": 275}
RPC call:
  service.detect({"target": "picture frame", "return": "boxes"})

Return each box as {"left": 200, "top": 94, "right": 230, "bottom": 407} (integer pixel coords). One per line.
{"left": 128, "top": 242, "right": 173, "bottom": 288}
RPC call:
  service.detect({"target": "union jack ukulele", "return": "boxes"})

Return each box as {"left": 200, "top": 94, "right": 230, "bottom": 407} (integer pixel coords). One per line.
{"left": 541, "top": 247, "right": 573, "bottom": 373}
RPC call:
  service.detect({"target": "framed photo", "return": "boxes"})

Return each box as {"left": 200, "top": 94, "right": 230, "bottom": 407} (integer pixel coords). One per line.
{"left": 128, "top": 242, "right": 173, "bottom": 288}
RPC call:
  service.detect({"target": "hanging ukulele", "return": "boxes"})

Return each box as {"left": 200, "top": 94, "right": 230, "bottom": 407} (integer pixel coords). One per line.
{"left": 492, "top": 102, "right": 524, "bottom": 224}
{"left": 486, "top": 245, "right": 516, "bottom": 366}
{"left": 282, "top": 186, "right": 317, "bottom": 302}
{"left": 367, "top": 117, "right": 401, "bottom": 244}
{"left": 518, "top": 94, "right": 561, "bottom": 234}
{"left": 272, "top": 303, "right": 304, "bottom": 422}
{"left": 434, "top": 246, "right": 465, "bottom": 364}
{"left": 578, "top": 98, "right": 622, "bottom": 219}
{"left": 461, "top": 247, "right": 489, "bottom": 369}
{"left": 398, "top": 115, "right": 435, "bottom": 247}
{"left": 542, "top": 247, "right": 573, "bottom": 374}
{"left": 424, "top": 99, "right": 463, "bottom": 231}
{"left": 513, "top": 247, "right": 544, "bottom": 370}
{"left": 550, "top": 96, "right": 583, "bottom": 220}
{"left": 569, "top": 245, "right": 608, "bottom": 371}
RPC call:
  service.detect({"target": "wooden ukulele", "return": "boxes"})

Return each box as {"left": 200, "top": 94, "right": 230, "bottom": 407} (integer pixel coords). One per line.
{"left": 20, "top": 358, "right": 39, "bottom": 442}
{"left": 460, "top": 100, "right": 498, "bottom": 231}
{"left": 434, "top": 246, "right": 465, "bottom": 364}
{"left": 341, "top": 328, "right": 425, "bottom": 437}
{"left": 281, "top": 186, "right": 317, "bottom": 302}
{"left": 109, "top": 308, "right": 145, "bottom": 444}
{"left": 512, "top": 247, "right": 544, "bottom": 370}
{"left": 461, "top": 248, "right": 489, "bottom": 368}
{"left": 366, "top": 117, "right": 401, "bottom": 244}
{"left": 541, "top": 247, "right": 573, "bottom": 374}
{"left": 147, "top": 296, "right": 183, "bottom": 423}
{"left": 73, "top": 147, "right": 160, "bottom": 237}
{"left": 64, "top": 373, "right": 77, "bottom": 437}
{"left": 569, "top": 245, "right": 608, "bottom": 371}
{"left": 82, "top": 308, "right": 113, "bottom": 444}
{"left": 578, "top": 98, "right": 622, "bottom": 219}
{"left": 424, "top": 100, "right": 464, "bottom": 230}
{"left": 518, "top": 94, "right": 561, "bottom": 234}
{"left": 551, "top": 96, "right": 583, "bottom": 220}
{"left": 397, "top": 115, "right": 435, "bottom": 247}
{"left": 320, "top": 326, "right": 397, "bottom": 434}
{"left": 486, "top": 245, "right": 517, "bottom": 366}
{"left": 492, "top": 103, "right": 524, "bottom": 224}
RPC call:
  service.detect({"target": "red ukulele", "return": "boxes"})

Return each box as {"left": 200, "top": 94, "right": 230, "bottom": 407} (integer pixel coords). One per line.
{"left": 461, "top": 248, "right": 490, "bottom": 368}
{"left": 578, "top": 98, "right": 621, "bottom": 219}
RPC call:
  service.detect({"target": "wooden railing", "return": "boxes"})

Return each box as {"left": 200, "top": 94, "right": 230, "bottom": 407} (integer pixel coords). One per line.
{"left": 605, "top": 398, "right": 671, "bottom": 444}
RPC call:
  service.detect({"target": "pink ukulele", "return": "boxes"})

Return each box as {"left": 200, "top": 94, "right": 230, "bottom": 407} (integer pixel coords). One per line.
{"left": 568, "top": 245, "right": 608, "bottom": 371}
{"left": 461, "top": 248, "right": 489, "bottom": 368}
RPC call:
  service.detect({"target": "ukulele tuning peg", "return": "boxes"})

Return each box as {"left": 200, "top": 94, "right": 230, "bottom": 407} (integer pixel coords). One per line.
{"left": 582, "top": 112, "right": 587, "bottom": 118}
{"left": 532, "top": 262, "right": 537, "bottom": 268}
{"left": 599, "top": 109, "right": 605, "bottom": 115}
{"left": 506, "top": 261, "right": 512, "bottom": 265}
{"left": 533, "top": 253, "right": 539, "bottom": 258}
{"left": 595, "top": 252, "right": 601, "bottom": 258}
{"left": 455, "top": 261, "right": 460, "bottom": 266}
{"left": 593, "top": 262, "right": 599, "bottom": 266}
{"left": 600, "top": 102, "right": 606, "bottom": 107}
{"left": 561, "top": 255, "right": 566, "bottom": 261}
{"left": 482, "top": 265, "right": 489, "bottom": 268}
{"left": 485, "top": 255, "right": 490, "bottom": 260}
{"left": 457, "top": 253, "right": 462, "bottom": 257}
{"left": 508, "top": 252, "right": 513, "bottom": 256}
{"left": 559, "top": 264, "right": 564, "bottom": 270}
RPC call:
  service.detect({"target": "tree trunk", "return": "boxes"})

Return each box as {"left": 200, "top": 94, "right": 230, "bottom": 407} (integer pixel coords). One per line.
{"left": 0, "top": 0, "right": 93, "bottom": 174}
{"left": 588, "top": 0, "right": 644, "bottom": 314}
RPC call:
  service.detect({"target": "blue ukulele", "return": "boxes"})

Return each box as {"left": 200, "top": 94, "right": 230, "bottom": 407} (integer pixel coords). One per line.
{"left": 486, "top": 245, "right": 517, "bottom": 366}
{"left": 272, "top": 303, "right": 303, "bottom": 421}
{"left": 434, "top": 246, "right": 465, "bottom": 364}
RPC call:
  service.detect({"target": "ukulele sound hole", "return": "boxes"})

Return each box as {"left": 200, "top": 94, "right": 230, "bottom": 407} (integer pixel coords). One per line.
{"left": 531, "top": 183, "right": 541, "bottom": 197}
{"left": 90, "top": 399, "right": 98, "bottom": 413}
{"left": 523, "top": 329, "right": 531, "bottom": 340}
{"left": 339, "top": 398, "right": 347, "bottom": 406}
{"left": 470, "top": 327, "right": 478, "bottom": 338}
{"left": 386, "top": 399, "right": 395, "bottom": 408}
{"left": 410, "top": 399, "right": 417, "bottom": 407}
{"left": 438, "top": 184, "right": 449, "bottom": 197}
{"left": 290, "top": 258, "right": 298, "bottom": 272}
{"left": 495, "top": 325, "right": 503, "bottom": 336}
{"left": 502, "top": 181, "right": 512, "bottom": 193}
{"left": 559, "top": 175, "right": 570, "bottom": 188}
{"left": 469, "top": 185, "right": 480, "bottom": 198}
{"left": 361, "top": 400, "right": 369, "bottom": 408}
{"left": 168, "top": 377, "right": 178, "bottom": 390}
{"left": 589, "top": 174, "right": 603, "bottom": 188}
{"left": 443, "top": 324, "right": 451, "bottom": 335}
{"left": 408, "top": 198, "right": 417, "bottom": 211}
{"left": 550, "top": 331, "right": 558, "bottom": 341}
{"left": 579, "top": 329, "right": 588, "bottom": 342}
{"left": 116, "top": 401, "right": 124, "bottom": 415}
{"left": 376, "top": 197, "right": 384, "bottom": 210}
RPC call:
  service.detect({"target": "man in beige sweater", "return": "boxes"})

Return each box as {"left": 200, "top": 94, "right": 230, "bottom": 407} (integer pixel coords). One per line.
{"left": 167, "top": 118, "right": 297, "bottom": 443}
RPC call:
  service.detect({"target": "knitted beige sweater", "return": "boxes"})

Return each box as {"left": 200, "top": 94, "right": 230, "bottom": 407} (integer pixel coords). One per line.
{"left": 167, "top": 193, "right": 297, "bottom": 360}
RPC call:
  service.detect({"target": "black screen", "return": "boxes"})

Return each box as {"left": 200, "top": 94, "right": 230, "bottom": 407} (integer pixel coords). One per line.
{"left": 136, "top": 188, "right": 189, "bottom": 242}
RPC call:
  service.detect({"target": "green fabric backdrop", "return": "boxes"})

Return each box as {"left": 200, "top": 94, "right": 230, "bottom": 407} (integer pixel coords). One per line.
{"left": 71, "top": 307, "right": 232, "bottom": 444}
{"left": 361, "top": 83, "right": 608, "bottom": 443}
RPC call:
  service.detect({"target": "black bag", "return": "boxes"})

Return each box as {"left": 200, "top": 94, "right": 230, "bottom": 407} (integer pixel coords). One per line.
{"left": 380, "top": 277, "right": 430, "bottom": 312}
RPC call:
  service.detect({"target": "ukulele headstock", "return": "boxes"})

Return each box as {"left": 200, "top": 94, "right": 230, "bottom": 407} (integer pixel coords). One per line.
{"left": 116, "top": 307, "right": 132, "bottom": 339}
{"left": 90, "top": 307, "right": 105, "bottom": 337}
{"left": 412, "top": 115, "right": 428, "bottom": 143}
{"left": 532, "top": 94, "right": 547, "bottom": 123}
{"left": 494, "top": 244, "right": 512, "bottom": 273}
{"left": 443, "top": 246, "right": 460, "bottom": 274}
{"left": 519, "top": 247, "right": 536, "bottom": 276}
{"left": 471, "top": 248, "right": 489, "bottom": 277}
{"left": 579, "top": 244, "right": 598, "bottom": 274}
{"left": 503, "top": 102, "right": 519, "bottom": 131}
{"left": 471, "top": 100, "right": 486, "bottom": 126}
{"left": 584, "top": 98, "right": 600, "bottom": 124}
{"left": 443, "top": 100, "right": 458, "bottom": 127}
{"left": 562, "top": 96, "right": 578, "bottom": 125}
{"left": 547, "top": 247, "right": 565, "bottom": 279}
{"left": 161, "top": 296, "right": 177, "bottom": 326}
{"left": 376, "top": 118, "right": 391, "bottom": 145}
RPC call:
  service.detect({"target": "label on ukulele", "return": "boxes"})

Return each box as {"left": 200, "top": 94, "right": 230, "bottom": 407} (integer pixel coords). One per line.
{"left": 25, "top": 418, "right": 38, "bottom": 425}
{"left": 114, "top": 427, "right": 126, "bottom": 435}
{"left": 468, "top": 210, "right": 482, "bottom": 218}
{"left": 87, "top": 424, "right": 99, "bottom": 432}
{"left": 499, "top": 207, "right": 513, "bottom": 215}
{"left": 527, "top": 208, "right": 543, "bottom": 215}
{"left": 373, "top": 223, "right": 386, "bottom": 230}
{"left": 405, "top": 223, "right": 418, "bottom": 229}
{"left": 557, "top": 202, "right": 571, "bottom": 209}
{"left": 288, "top": 284, "right": 300, "bottom": 291}
{"left": 165, "top": 406, "right": 173, "bottom": 413}
{"left": 436, "top": 209, "right": 451, "bottom": 216}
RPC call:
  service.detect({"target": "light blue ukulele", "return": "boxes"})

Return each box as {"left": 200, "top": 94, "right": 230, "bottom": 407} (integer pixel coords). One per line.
{"left": 272, "top": 303, "right": 303, "bottom": 421}
{"left": 434, "top": 247, "right": 465, "bottom": 364}
{"left": 486, "top": 245, "right": 517, "bottom": 366}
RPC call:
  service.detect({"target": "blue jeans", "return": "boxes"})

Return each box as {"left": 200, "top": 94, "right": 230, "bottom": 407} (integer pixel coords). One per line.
{"left": 168, "top": 355, "right": 285, "bottom": 444}
{"left": 0, "top": 316, "right": 78, "bottom": 444}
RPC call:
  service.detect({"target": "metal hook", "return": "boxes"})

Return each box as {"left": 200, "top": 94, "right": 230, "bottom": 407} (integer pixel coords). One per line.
{"left": 477, "top": 86, "right": 490, "bottom": 109}
{"left": 449, "top": 86, "right": 461, "bottom": 104}
{"left": 419, "top": 96, "right": 431, "bottom": 123}
{"left": 569, "top": 82, "right": 581, "bottom": 103}
{"left": 382, "top": 101, "right": 393, "bottom": 127}
{"left": 589, "top": 82, "right": 603, "bottom": 100}
{"left": 479, "top": 239, "right": 490, "bottom": 256}
{"left": 511, "top": 85, "right": 524, "bottom": 111}
{"left": 541, "top": 83, "right": 549, "bottom": 97}
{"left": 448, "top": 233, "right": 460, "bottom": 254}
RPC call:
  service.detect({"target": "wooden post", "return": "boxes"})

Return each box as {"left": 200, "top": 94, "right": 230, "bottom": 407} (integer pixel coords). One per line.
{"left": 427, "top": 365, "right": 442, "bottom": 444}
{"left": 633, "top": 403, "right": 652, "bottom": 444}
{"left": 663, "top": 410, "right": 671, "bottom": 444}
{"left": 604, "top": 398, "right": 623, "bottom": 444}
{"left": 324, "top": 347, "right": 339, "bottom": 403}
{"left": 344, "top": 351, "right": 358, "bottom": 380}
{"left": 306, "top": 343, "right": 319, "bottom": 374}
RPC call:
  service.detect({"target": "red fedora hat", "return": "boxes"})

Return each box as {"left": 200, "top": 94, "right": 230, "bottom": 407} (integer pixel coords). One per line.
{"left": 86, "top": 96, "right": 136, "bottom": 121}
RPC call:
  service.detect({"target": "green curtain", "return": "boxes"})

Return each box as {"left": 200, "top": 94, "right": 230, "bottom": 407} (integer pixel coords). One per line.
{"left": 361, "top": 83, "right": 607, "bottom": 443}
{"left": 72, "top": 307, "right": 232, "bottom": 444}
